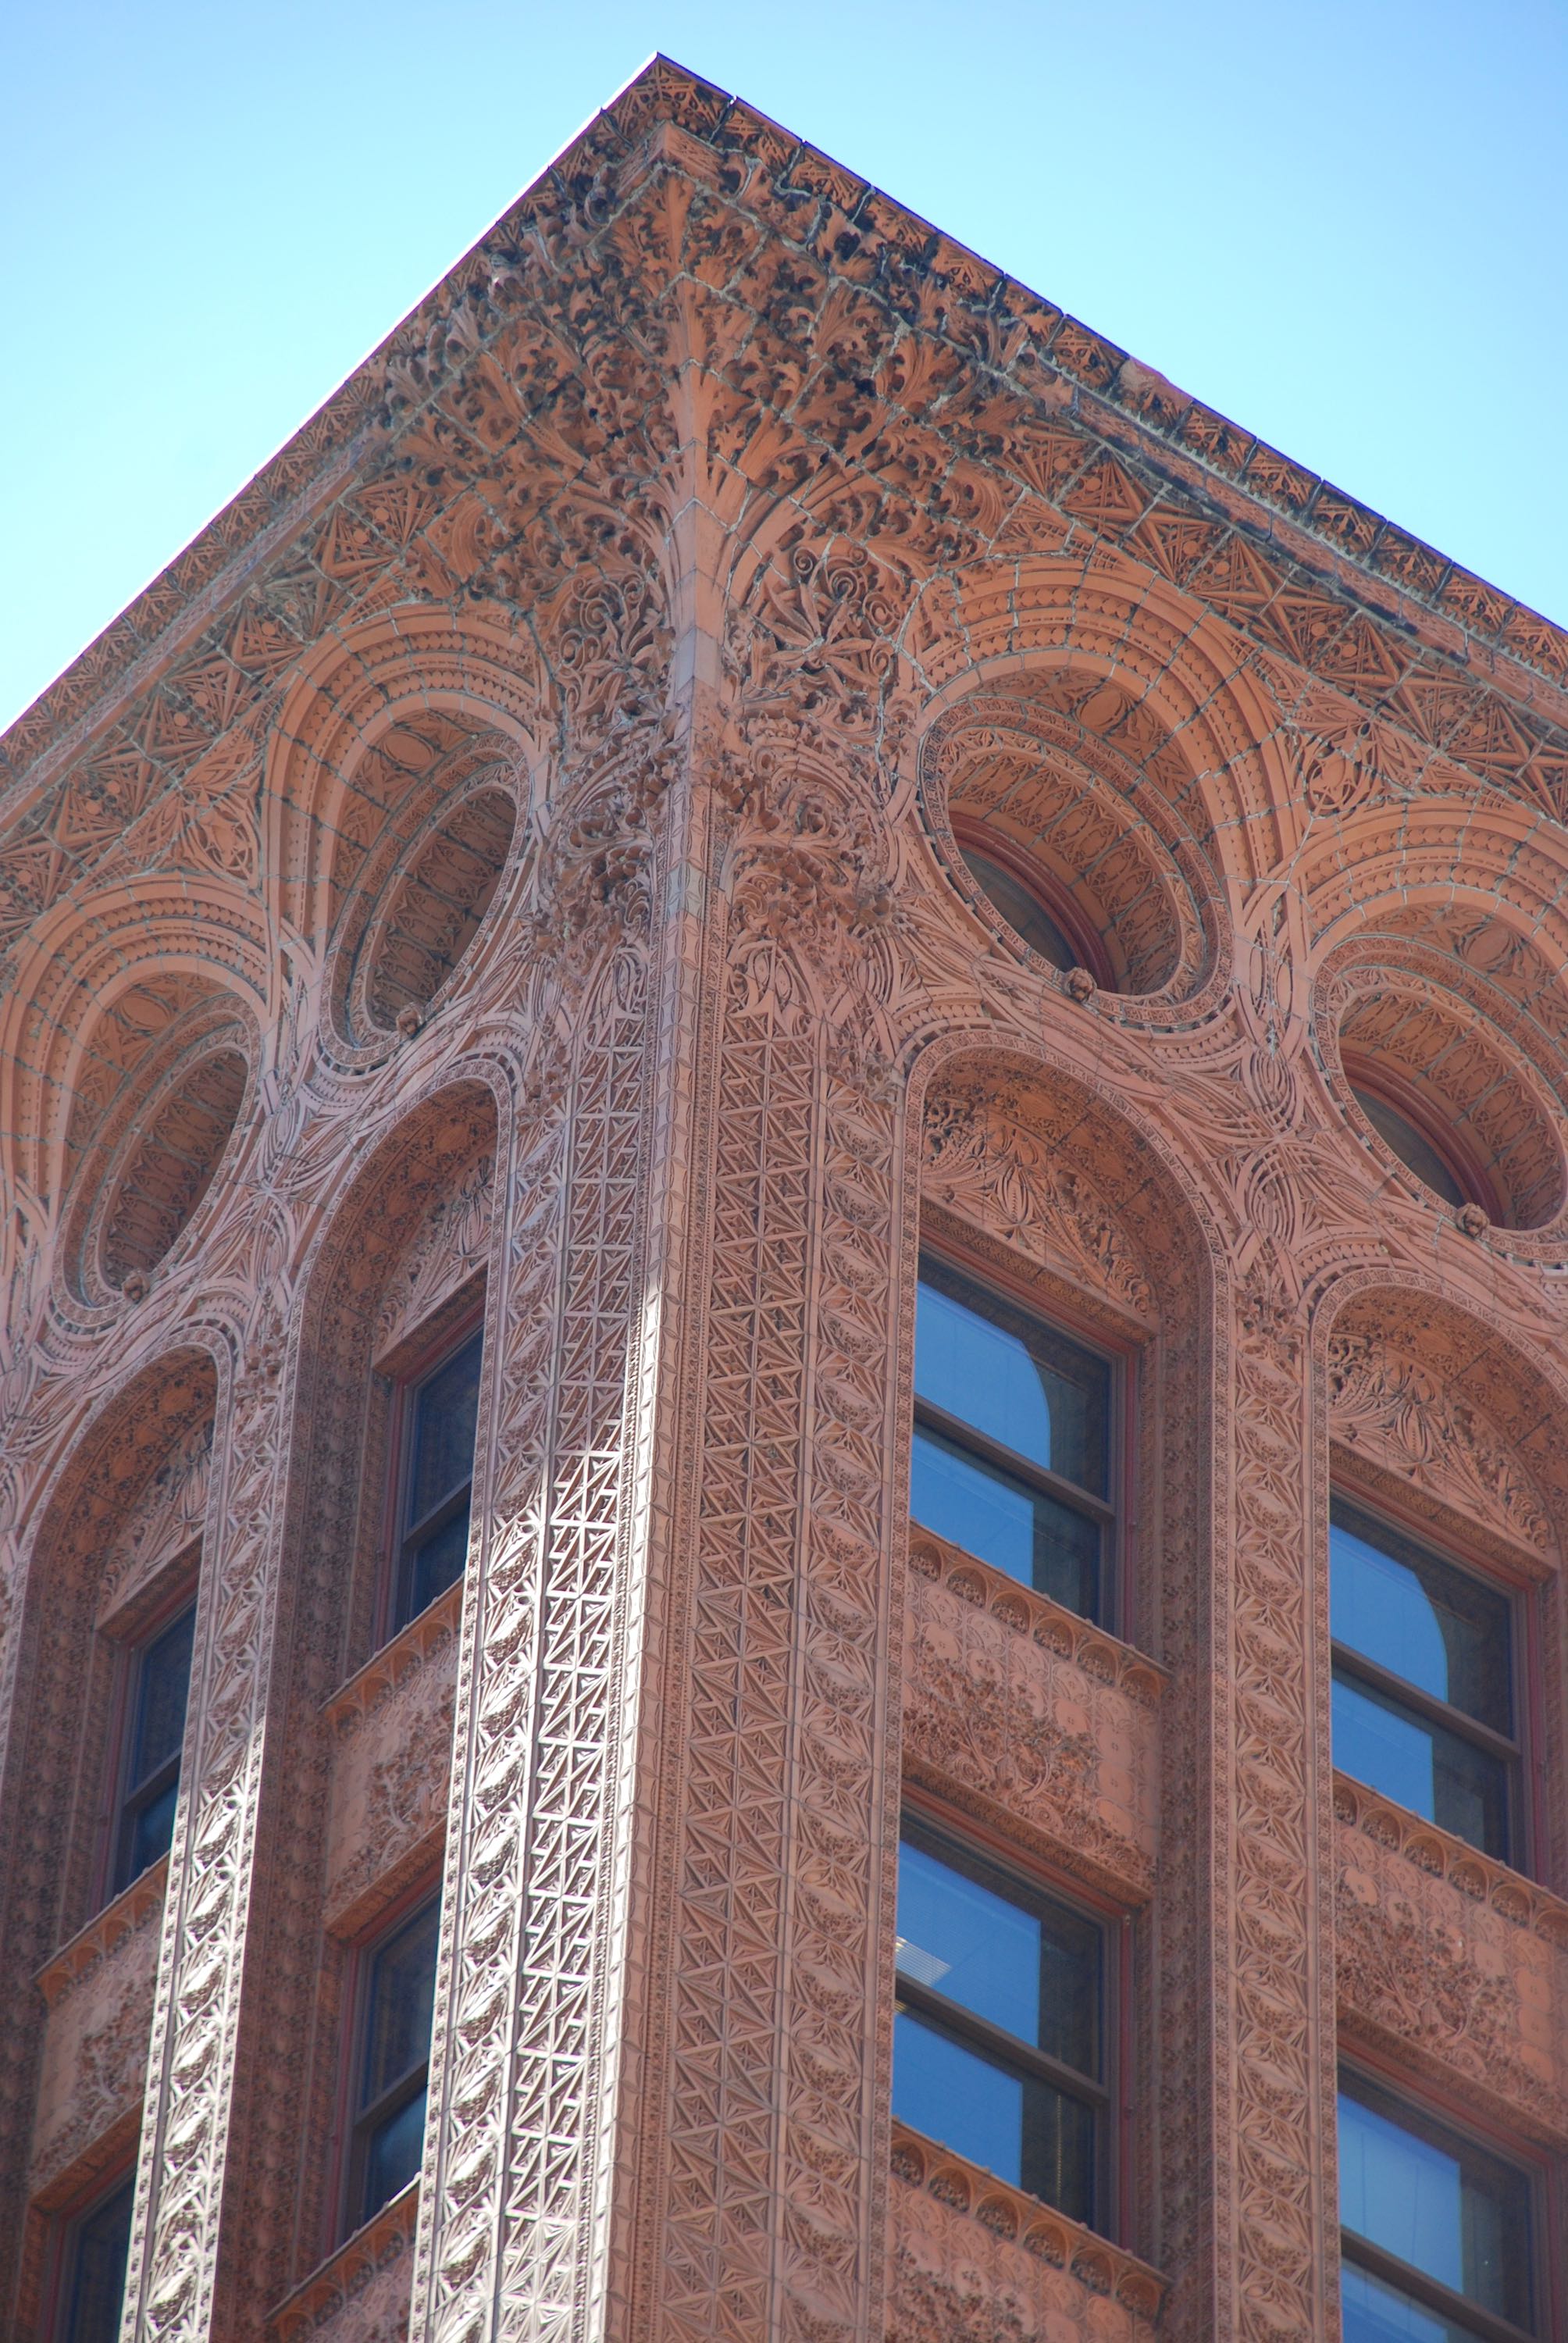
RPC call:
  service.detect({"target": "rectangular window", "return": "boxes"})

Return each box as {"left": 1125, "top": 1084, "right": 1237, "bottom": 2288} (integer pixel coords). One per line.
{"left": 1331, "top": 1500, "right": 1520, "bottom": 1863}
{"left": 1339, "top": 2071, "right": 1538, "bottom": 2340}
{"left": 911, "top": 1256, "right": 1114, "bottom": 1624}
{"left": 892, "top": 1817, "right": 1108, "bottom": 2229}
{"left": 348, "top": 1895, "right": 440, "bottom": 2231}
{"left": 55, "top": 2174, "right": 134, "bottom": 2343}
{"left": 111, "top": 1599, "right": 196, "bottom": 1897}
{"left": 389, "top": 1327, "right": 483, "bottom": 1635}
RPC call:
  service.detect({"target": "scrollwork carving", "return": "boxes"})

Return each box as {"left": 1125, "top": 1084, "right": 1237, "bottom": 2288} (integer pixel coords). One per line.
{"left": 1328, "top": 1329, "right": 1552, "bottom": 1551}
{"left": 922, "top": 1078, "right": 1153, "bottom": 1318}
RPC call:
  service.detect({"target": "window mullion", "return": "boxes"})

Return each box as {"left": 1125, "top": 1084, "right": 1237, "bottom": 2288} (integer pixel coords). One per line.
{"left": 913, "top": 1400, "right": 1114, "bottom": 1524}
{"left": 1331, "top": 1642, "right": 1520, "bottom": 1760}
{"left": 1342, "top": 2235, "right": 1537, "bottom": 2343}
{"left": 895, "top": 1973, "right": 1107, "bottom": 2108}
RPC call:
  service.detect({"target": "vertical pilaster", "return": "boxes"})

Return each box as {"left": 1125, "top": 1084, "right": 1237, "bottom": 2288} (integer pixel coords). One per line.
{"left": 119, "top": 1292, "right": 294, "bottom": 2343}
{"left": 1217, "top": 1267, "right": 1337, "bottom": 2341}
{"left": 624, "top": 729, "right": 908, "bottom": 2343}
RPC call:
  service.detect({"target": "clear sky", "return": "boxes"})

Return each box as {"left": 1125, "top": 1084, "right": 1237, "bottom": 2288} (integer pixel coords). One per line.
{"left": 4, "top": 1, "right": 1566, "bottom": 730}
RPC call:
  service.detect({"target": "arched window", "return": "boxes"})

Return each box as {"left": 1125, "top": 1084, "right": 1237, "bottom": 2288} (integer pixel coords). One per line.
{"left": 1329, "top": 1499, "right": 1521, "bottom": 1862}
{"left": 382, "top": 1320, "right": 483, "bottom": 1639}
{"left": 911, "top": 1254, "right": 1114, "bottom": 1625}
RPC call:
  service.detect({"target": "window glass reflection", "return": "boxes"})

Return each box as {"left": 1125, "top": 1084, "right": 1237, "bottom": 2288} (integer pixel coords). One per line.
{"left": 409, "top": 1332, "right": 483, "bottom": 1523}
{"left": 113, "top": 1601, "right": 196, "bottom": 1895}
{"left": 910, "top": 1428, "right": 1099, "bottom": 1615}
{"left": 1329, "top": 1504, "right": 1516, "bottom": 1863}
{"left": 394, "top": 1327, "right": 483, "bottom": 1632}
{"left": 893, "top": 1822, "right": 1102, "bottom": 2227}
{"left": 1338, "top": 2078, "right": 1532, "bottom": 2330}
{"left": 62, "top": 2178, "right": 134, "bottom": 2343}
{"left": 893, "top": 2006, "right": 1094, "bottom": 2220}
{"left": 896, "top": 1833, "right": 1098, "bottom": 2070}
{"left": 358, "top": 1897, "right": 440, "bottom": 2224}
{"left": 1331, "top": 1510, "right": 1511, "bottom": 1733}
{"left": 914, "top": 1266, "right": 1107, "bottom": 1497}
{"left": 1331, "top": 1678, "right": 1509, "bottom": 1856}
{"left": 1341, "top": 2261, "right": 1476, "bottom": 2342}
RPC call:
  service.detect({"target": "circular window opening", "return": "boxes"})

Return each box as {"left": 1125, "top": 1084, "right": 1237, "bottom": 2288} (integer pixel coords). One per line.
{"left": 1345, "top": 1061, "right": 1494, "bottom": 1218}
{"left": 954, "top": 824, "right": 1107, "bottom": 982}
{"left": 362, "top": 785, "right": 517, "bottom": 1033}
{"left": 101, "top": 1046, "right": 248, "bottom": 1289}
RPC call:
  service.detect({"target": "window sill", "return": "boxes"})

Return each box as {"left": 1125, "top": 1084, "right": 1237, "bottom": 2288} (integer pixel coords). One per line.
{"left": 1333, "top": 1773, "right": 1568, "bottom": 1942}
{"left": 36, "top": 1854, "right": 169, "bottom": 2008}
{"left": 323, "top": 1578, "right": 464, "bottom": 1736}
{"left": 265, "top": 2182, "right": 417, "bottom": 2342}
{"left": 889, "top": 2120, "right": 1165, "bottom": 2320}
{"left": 907, "top": 1522, "right": 1167, "bottom": 1705}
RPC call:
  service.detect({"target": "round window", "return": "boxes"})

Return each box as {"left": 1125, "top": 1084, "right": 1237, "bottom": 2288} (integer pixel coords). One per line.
{"left": 99, "top": 1045, "right": 248, "bottom": 1289}
{"left": 959, "top": 846, "right": 1078, "bottom": 972}
{"left": 1343, "top": 1059, "right": 1493, "bottom": 1218}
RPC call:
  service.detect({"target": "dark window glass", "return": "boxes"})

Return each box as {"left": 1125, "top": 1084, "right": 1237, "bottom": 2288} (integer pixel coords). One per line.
{"left": 893, "top": 1821, "right": 1105, "bottom": 2228}
{"left": 912, "top": 1261, "right": 1111, "bottom": 1621}
{"left": 1331, "top": 1503, "right": 1517, "bottom": 1863}
{"left": 960, "top": 847, "right": 1078, "bottom": 972}
{"left": 60, "top": 2176, "right": 134, "bottom": 2343}
{"left": 112, "top": 1603, "right": 195, "bottom": 1895}
{"left": 1331, "top": 1678, "right": 1510, "bottom": 1858}
{"left": 1352, "top": 1086, "right": 1468, "bottom": 1210}
{"left": 354, "top": 1897, "right": 440, "bottom": 2227}
{"left": 1339, "top": 2075, "right": 1535, "bottom": 2338}
{"left": 393, "top": 1329, "right": 482, "bottom": 1632}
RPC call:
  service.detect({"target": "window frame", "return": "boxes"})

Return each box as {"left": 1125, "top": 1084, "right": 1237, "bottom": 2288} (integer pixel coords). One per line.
{"left": 1337, "top": 2060, "right": 1550, "bottom": 2343}
{"left": 892, "top": 1799, "right": 1124, "bottom": 2238}
{"left": 340, "top": 1881, "right": 442, "bottom": 2239}
{"left": 46, "top": 2162, "right": 137, "bottom": 2343}
{"left": 378, "top": 1303, "right": 485, "bottom": 1646}
{"left": 911, "top": 1243, "right": 1128, "bottom": 1635}
{"left": 101, "top": 1566, "right": 198, "bottom": 1907}
{"left": 1328, "top": 1491, "right": 1529, "bottom": 1870}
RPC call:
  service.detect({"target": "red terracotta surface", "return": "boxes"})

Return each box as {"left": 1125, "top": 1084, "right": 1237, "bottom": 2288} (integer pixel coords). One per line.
{"left": 2, "top": 53, "right": 1566, "bottom": 2343}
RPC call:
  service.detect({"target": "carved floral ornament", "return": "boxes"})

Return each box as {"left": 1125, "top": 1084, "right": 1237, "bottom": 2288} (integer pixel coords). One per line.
{"left": 915, "top": 686, "right": 1217, "bottom": 1004}
{"left": 1327, "top": 1327, "right": 1554, "bottom": 1553}
{"left": 7, "top": 57, "right": 1568, "bottom": 2343}
{"left": 921, "top": 1073, "right": 1156, "bottom": 1321}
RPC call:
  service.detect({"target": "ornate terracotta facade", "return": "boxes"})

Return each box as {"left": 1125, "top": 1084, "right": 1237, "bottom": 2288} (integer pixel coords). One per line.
{"left": 2, "top": 55, "right": 1566, "bottom": 2343}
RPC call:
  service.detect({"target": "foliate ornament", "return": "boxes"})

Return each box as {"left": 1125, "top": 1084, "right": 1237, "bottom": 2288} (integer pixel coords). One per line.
{"left": 126, "top": 1275, "right": 297, "bottom": 2343}
{"left": 1335, "top": 1846, "right": 1568, "bottom": 2136}
{"left": 1226, "top": 1254, "right": 1327, "bottom": 2334}
{"left": 922, "top": 1082, "right": 1154, "bottom": 1318}
{"left": 736, "top": 536, "right": 909, "bottom": 734}
{"left": 1327, "top": 1332, "right": 1552, "bottom": 1550}
{"left": 376, "top": 1151, "right": 495, "bottom": 1351}
{"left": 98, "top": 1415, "right": 215, "bottom": 1617}
{"left": 527, "top": 715, "right": 680, "bottom": 961}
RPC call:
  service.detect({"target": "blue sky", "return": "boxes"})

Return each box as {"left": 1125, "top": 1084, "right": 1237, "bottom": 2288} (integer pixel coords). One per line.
{"left": 4, "top": 0, "right": 1565, "bottom": 729}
